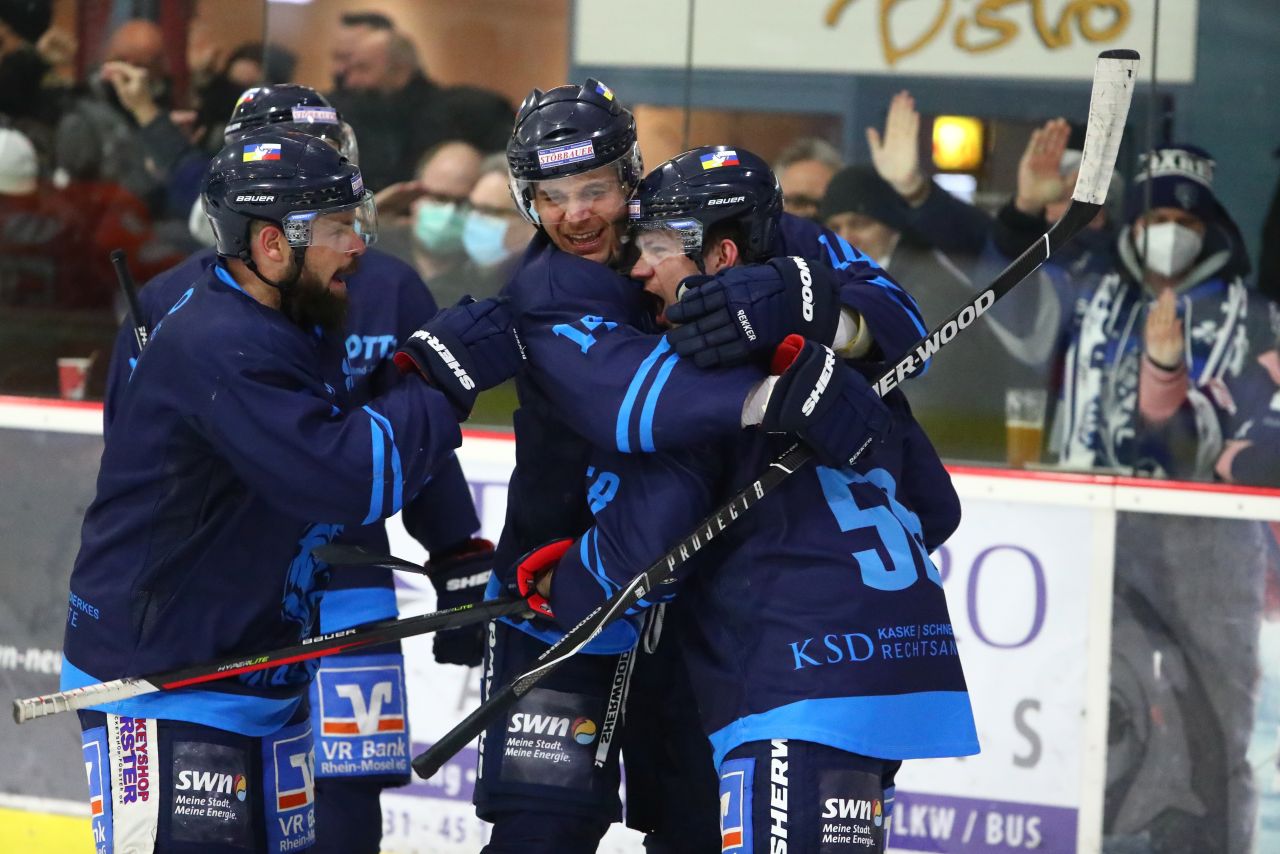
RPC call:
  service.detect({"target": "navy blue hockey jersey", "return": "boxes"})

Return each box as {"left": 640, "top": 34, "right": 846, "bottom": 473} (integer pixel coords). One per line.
{"left": 547, "top": 372, "right": 978, "bottom": 765}
{"left": 101, "top": 248, "right": 482, "bottom": 627}
{"left": 62, "top": 262, "right": 466, "bottom": 734}
{"left": 490, "top": 215, "right": 928, "bottom": 647}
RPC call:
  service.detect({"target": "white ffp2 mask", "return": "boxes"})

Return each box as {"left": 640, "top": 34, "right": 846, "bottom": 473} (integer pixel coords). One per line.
{"left": 1138, "top": 222, "right": 1203, "bottom": 278}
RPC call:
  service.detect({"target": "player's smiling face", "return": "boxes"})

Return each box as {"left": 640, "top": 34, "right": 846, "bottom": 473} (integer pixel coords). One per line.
{"left": 533, "top": 166, "right": 628, "bottom": 264}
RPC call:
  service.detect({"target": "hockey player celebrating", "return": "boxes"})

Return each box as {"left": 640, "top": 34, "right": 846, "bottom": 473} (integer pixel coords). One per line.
{"left": 100, "top": 84, "right": 495, "bottom": 854}
{"left": 479, "top": 80, "right": 930, "bottom": 852}
{"left": 514, "top": 147, "right": 979, "bottom": 854}
{"left": 62, "top": 129, "right": 521, "bottom": 854}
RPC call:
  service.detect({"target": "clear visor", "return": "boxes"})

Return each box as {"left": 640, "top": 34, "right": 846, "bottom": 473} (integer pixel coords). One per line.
{"left": 276, "top": 120, "right": 359, "bottom": 165}
{"left": 283, "top": 192, "right": 377, "bottom": 254}
{"left": 510, "top": 160, "right": 632, "bottom": 227}
{"left": 630, "top": 218, "right": 704, "bottom": 267}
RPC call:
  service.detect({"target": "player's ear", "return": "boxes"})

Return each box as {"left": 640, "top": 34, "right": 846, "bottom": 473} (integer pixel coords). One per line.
{"left": 705, "top": 237, "right": 740, "bottom": 273}
{"left": 253, "top": 222, "right": 290, "bottom": 264}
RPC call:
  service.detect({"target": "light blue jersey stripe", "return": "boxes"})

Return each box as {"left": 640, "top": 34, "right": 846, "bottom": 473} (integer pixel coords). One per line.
{"left": 615, "top": 337, "right": 671, "bottom": 452}
{"left": 363, "top": 406, "right": 403, "bottom": 514}
{"left": 363, "top": 415, "right": 386, "bottom": 524}
{"left": 319, "top": 585, "right": 398, "bottom": 633}
{"left": 639, "top": 353, "right": 680, "bottom": 452}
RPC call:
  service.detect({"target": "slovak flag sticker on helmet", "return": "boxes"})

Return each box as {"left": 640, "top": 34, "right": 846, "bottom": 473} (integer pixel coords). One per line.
{"left": 243, "top": 142, "right": 282, "bottom": 162}
{"left": 700, "top": 149, "right": 740, "bottom": 170}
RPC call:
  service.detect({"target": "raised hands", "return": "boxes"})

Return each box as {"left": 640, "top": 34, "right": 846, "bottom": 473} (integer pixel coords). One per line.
{"left": 1015, "top": 118, "right": 1071, "bottom": 217}
{"left": 866, "top": 90, "right": 928, "bottom": 203}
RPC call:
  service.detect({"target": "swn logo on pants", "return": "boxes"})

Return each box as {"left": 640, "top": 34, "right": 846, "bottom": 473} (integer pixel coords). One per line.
{"left": 821, "top": 797, "right": 883, "bottom": 826}
{"left": 317, "top": 665, "right": 406, "bottom": 736}
{"left": 175, "top": 769, "right": 248, "bottom": 800}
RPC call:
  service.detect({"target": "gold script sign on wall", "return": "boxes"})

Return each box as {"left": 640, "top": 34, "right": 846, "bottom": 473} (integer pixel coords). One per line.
{"left": 824, "top": 0, "right": 1131, "bottom": 66}
{"left": 572, "top": 0, "right": 1192, "bottom": 82}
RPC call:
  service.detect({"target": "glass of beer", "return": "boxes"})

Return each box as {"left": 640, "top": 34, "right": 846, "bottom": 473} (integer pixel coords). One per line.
{"left": 1005, "top": 388, "right": 1047, "bottom": 469}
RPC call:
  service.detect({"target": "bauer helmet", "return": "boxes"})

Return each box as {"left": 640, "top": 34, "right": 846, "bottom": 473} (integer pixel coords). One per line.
{"left": 628, "top": 145, "right": 782, "bottom": 270}
{"left": 202, "top": 129, "right": 376, "bottom": 285}
{"left": 506, "top": 78, "right": 643, "bottom": 226}
{"left": 225, "top": 84, "right": 359, "bottom": 164}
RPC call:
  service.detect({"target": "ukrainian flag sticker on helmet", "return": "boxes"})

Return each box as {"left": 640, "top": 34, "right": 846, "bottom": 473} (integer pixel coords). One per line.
{"left": 571, "top": 717, "right": 597, "bottom": 745}
{"left": 243, "top": 142, "right": 282, "bottom": 162}
{"left": 700, "top": 149, "right": 740, "bottom": 170}
{"left": 595, "top": 82, "right": 614, "bottom": 101}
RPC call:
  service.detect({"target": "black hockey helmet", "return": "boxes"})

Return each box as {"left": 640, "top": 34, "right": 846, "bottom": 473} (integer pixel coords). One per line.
{"left": 506, "top": 78, "right": 643, "bottom": 225}
{"left": 629, "top": 145, "right": 782, "bottom": 266}
{"left": 202, "top": 128, "right": 375, "bottom": 286}
{"left": 225, "top": 84, "right": 359, "bottom": 164}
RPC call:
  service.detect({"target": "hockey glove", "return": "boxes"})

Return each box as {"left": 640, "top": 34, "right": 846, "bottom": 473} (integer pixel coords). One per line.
{"left": 760, "top": 335, "right": 892, "bottom": 467}
{"left": 394, "top": 296, "right": 525, "bottom": 419}
{"left": 425, "top": 537, "right": 495, "bottom": 666}
{"left": 514, "top": 538, "right": 575, "bottom": 619}
{"left": 665, "top": 256, "right": 841, "bottom": 368}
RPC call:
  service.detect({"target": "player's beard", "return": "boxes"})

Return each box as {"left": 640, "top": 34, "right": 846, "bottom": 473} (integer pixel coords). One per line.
{"left": 281, "top": 256, "right": 356, "bottom": 335}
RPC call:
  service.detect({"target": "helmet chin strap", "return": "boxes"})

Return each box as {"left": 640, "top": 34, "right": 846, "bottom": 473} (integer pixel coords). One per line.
{"left": 240, "top": 246, "right": 307, "bottom": 292}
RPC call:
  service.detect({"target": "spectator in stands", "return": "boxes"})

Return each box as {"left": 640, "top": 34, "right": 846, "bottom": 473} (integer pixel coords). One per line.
{"left": 375, "top": 140, "right": 484, "bottom": 304}
{"left": 457, "top": 153, "right": 535, "bottom": 299}
{"left": 55, "top": 19, "right": 171, "bottom": 210}
{"left": 1053, "top": 145, "right": 1273, "bottom": 479}
{"left": 820, "top": 164, "right": 1017, "bottom": 458}
{"left": 0, "top": 0, "right": 62, "bottom": 173}
{"left": 773, "top": 136, "right": 842, "bottom": 220}
{"left": 329, "top": 28, "right": 511, "bottom": 190}
{"left": 329, "top": 10, "right": 392, "bottom": 92}
{"left": 0, "top": 126, "right": 86, "bottom": 308}
{"left": 864, "top": 90, "right": 994, "bottom": 259}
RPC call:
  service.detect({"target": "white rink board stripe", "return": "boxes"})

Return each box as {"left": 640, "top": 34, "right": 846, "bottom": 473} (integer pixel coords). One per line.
{"left": 1, "top": 398, "right": 1277, "bottom": 521}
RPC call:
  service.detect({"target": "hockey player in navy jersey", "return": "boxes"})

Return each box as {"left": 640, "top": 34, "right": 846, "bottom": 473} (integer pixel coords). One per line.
{"left": 98, "top": 84, "right": 494, "bottom": 854}
{"left": 477, "top": 81, "right": 928, "bottom": 852}
{"left": 64, "top": 129, "right": 521, "bottom": 854}
{"left": 513, "top": 147, "right": 978, "bottom": 853}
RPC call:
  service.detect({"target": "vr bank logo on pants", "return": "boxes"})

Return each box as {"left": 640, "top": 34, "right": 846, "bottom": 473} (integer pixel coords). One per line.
{"left": 318, "top": 666, "right": 407, "bottom": 736}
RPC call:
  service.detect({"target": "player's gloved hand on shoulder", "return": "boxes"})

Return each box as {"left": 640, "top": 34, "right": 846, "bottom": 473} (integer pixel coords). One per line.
{"left": 513, "top": 538, "right": 575, "bottom": 619}
{"left": 665, "top": 256, "right": 840, "bottom": 368}
{"left": 760, "top": 334, "right": 892, "bottom": 467}
{"left": 394, "top": 296, "right": 525, "bottom": 418}
{"left": 425, "top": 537, "right": 495, "bottom": 666}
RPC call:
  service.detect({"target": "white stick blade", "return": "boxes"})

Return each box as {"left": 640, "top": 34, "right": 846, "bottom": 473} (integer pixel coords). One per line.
{"left": 1073, "top": 49, "right": 1141, "bottom": 206}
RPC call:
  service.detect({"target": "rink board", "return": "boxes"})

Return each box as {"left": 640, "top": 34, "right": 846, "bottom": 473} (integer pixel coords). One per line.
{"left": 2, "top": 397, "right": 1278, "bottom": 853}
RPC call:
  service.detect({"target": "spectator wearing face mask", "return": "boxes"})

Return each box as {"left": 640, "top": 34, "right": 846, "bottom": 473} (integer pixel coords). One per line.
{"left": 1055, "top": 145, "right": 1275, "bottom": 479}
{"left": 456, "top": 153, "right": 535, "bottom": 298}
{"left": 375, "top": 140, "right": 483, "bottom": 305}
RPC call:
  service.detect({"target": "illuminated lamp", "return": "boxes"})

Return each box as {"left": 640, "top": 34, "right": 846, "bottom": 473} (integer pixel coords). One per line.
{"left": 932, "top": 115, "right": 984, "bottom": 172}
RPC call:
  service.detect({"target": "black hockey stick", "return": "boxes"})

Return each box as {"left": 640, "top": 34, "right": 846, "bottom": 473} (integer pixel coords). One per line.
{"left": 110, "top": 249, "right": 148, "bottom": 350}
{"left": 13, "top": 595, "right": 529, "bottom": 724}
{"left": 311, "top": 543, "right": 430, "bottom": 575}
{"left": 410, "top": 49, "right": 1139, "bottom": 780}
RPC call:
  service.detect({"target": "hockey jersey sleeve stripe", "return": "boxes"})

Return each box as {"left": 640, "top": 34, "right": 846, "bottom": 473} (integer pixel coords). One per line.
{"left": 638, "top": 353, "right": 681, "bottom": 452}
{"left": 363, "top": 405, "right": 404, "bottom": 515}
{"left": 615, "top": 336, "right": 672, "bottom": 453}
{"left": 363, "top": 413, "right": 387, "bottom": 524}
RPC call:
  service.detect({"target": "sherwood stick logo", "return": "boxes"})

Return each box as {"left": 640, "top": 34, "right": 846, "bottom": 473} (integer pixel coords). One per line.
{"left": 875, "top": 289, "right": 995, "bottom": 396}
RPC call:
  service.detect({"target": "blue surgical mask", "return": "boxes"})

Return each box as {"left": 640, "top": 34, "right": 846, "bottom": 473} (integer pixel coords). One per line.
{"left": 413, "top": 200, "right": 466, "bottom": 254}
{"left": 462, "top": 211, "right": 513, "bottom": 267}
